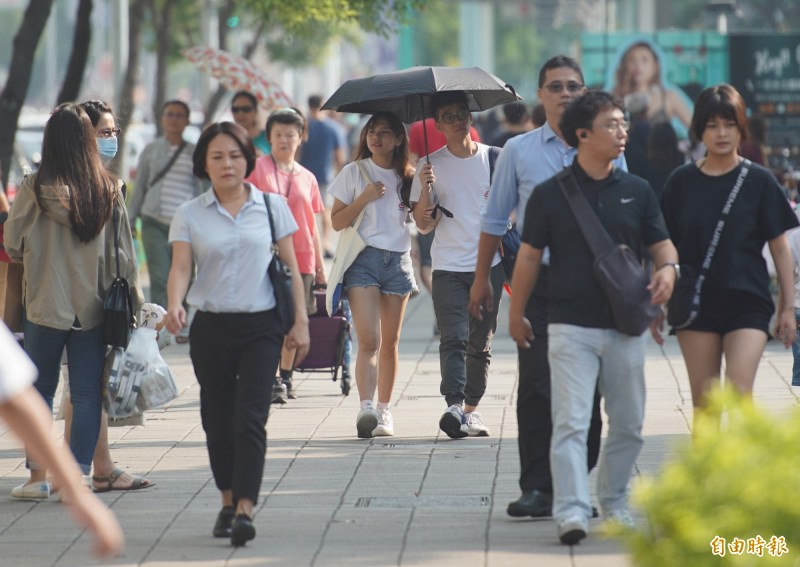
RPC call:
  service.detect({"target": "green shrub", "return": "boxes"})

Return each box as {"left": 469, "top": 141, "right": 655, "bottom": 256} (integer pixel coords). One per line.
{"left": 623, "top": 389, "right": 800, "bottom": 566}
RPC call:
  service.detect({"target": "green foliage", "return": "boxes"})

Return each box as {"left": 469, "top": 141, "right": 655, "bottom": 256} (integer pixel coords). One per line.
{"left": 494, "top": 15, "right": 546, "bottom": 101}
{"left": 411, "top": 0, "right": 459, "bottom": 67}
{"left": 240, "top": 0, "right": 425, "bottom": 37}
{"left": 623, "top": 389, "right": 800, "bottom": 566}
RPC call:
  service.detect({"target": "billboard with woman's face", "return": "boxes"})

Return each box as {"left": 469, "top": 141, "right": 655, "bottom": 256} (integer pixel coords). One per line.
{"left": 603, "top": 37, "right": 695, "bottom": 139}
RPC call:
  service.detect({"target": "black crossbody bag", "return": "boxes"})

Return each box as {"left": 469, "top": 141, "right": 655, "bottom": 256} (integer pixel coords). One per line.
{"left": 556, "top": 168, "right": 660, "bottom": 336}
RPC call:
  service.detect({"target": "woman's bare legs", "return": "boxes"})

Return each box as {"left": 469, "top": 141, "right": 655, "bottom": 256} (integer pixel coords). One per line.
{"left": 676, "top": 330, "right": 723, "bottom": 409}
{"left": 65, "top": 400, "right": 152, "bottom": 490}
{"left": 376, "top": 293, "right": 410, "bottom": 404}
{"left": 722, "top": 328, "right": 768, "bottom": 396}
{"left": 347, "top": 286, "right": 382, "bottom": 402}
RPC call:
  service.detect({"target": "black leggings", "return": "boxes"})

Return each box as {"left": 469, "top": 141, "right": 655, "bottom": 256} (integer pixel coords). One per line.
{"left": 189, "top": 309, "right": 283, "bottom": 504}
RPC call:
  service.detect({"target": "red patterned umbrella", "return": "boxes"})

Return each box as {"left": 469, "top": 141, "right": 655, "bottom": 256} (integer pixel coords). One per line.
{"left": 182, "top": 46, "right": 293, "bottom": 111}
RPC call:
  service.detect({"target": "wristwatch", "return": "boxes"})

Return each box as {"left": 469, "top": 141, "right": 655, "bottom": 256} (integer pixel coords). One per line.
{"left": 662, "top": 263, "right": 681, "bottom": 279}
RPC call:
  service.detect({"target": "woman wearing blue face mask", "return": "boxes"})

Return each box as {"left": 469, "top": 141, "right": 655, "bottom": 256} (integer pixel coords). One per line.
{"left": 4, "top": 103, "right": 143, "bottom": 499}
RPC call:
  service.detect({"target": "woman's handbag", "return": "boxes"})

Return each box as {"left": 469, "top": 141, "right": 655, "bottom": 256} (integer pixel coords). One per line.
{"left": 666, "top": 160, "right": 751, "bottom": 329}
{"left": 556, "top": 169, "right": 659, "bottom": 336}
{"left": 103, "top": 206, "right": 134, "bottom": 348}
{"left": 326, "top": 160, "right": 371, "bottom": 316}
{"left": 263, "top": 193, "right": 295, "bottom": 334}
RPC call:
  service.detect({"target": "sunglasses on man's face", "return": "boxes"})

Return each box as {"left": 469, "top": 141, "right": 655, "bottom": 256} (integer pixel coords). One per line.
{"left": 542, "top": 81, "right": 584, "bottom": 94}
{"left": 231, "top": 106, "right": 255, "bottom": 114}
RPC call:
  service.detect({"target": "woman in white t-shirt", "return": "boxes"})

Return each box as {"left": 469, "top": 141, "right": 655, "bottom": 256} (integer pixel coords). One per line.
{"left": 329, "top": 112, "right": 417, "bottom": 439}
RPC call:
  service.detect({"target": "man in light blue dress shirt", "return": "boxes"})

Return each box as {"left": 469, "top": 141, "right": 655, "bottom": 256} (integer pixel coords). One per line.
{"left": 469, "top": 56, "right": 628, "bottom": 520}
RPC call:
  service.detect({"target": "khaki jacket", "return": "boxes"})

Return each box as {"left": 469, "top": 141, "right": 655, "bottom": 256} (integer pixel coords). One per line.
{"left": 5, "top": 174, "right": 143, "bottom": 331}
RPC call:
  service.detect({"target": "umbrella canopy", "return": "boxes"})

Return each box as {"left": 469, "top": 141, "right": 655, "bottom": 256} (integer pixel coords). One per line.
{"left": 321, "top": 66, "right": 520, "bottom": 124}
{"left": 182, "top": 46, "right": 293, "bottom": 112}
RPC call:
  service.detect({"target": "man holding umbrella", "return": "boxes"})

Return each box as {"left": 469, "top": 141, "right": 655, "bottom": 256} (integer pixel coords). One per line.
{"left": 469, "top": 56, "right": 627, "bottom": 519}
{"left": 410, "top": 92, "right": 505, "bottom": 439}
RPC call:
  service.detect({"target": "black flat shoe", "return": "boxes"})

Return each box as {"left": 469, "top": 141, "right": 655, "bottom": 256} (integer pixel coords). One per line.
{"left": 212, "top": 505, "right": 235, "bottom": 538}
{"left": 231, "top": 513, "right": 256, "bottom": 547}
{"left": 507, "top": 489, "right": 553, "bottom": 518}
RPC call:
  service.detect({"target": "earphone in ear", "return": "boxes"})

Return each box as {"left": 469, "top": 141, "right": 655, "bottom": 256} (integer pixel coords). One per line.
{"left": 580, "top": 132, "right": 588, "bottom": 139}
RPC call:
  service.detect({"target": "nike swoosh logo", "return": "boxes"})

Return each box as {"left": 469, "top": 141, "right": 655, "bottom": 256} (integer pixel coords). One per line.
{"left": 621, "top": 197, "right": 635, "bottom": 204}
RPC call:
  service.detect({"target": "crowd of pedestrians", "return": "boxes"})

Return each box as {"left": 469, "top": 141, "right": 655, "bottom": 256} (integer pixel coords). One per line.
{"left": 1, "top": 47, "right": 798, "bottom": 557}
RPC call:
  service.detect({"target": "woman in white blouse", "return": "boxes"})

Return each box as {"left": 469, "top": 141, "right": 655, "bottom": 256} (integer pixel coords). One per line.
{"left": 329, "top": 111, "right": 417, "bottom": 439}
{"left": 165, "top": 122, "right": 309, "bottom": 547}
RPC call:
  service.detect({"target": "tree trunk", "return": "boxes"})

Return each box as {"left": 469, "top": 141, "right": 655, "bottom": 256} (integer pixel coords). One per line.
{"left": 149, "top": 0, "right": 176, "bottom": 136}
{"left": 113, "top": 0, "right": 146, "bottom": 180}
{"left": 202, "top": 17, "right": 265, "bottom": 126}
{"left": 0, "top": 0, "right": 55, "bottom": 189}
{"left": 57, "top": 0, "right": 93, "bottom": 105}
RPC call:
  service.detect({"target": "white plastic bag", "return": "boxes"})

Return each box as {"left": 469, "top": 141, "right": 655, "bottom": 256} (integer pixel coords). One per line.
{"left": 104, "top": 328, "right": 178, "bottom": 418}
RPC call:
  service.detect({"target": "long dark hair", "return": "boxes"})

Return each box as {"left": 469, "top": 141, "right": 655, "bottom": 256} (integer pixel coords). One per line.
{"left": 353, "top": 112, "right": 414, "bottom": 209}
{"left": 35, "top": 103, "right": 116, "bottom": 243}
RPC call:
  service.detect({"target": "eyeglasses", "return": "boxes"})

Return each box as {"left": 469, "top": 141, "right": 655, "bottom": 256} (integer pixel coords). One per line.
{"left": 596, "top": 120, "right": 630, "bottom": 134}
{"left": 438, "top": 109, "right": 470, "bottom": 124}
{"left": 543, "top": 81, "right": 584, "bottom": 93}
{"left": 231, "top": 106, "right": 255, "bottom": 114}
{"left": 96, "top": 128, "right": 121, "bottom": 138}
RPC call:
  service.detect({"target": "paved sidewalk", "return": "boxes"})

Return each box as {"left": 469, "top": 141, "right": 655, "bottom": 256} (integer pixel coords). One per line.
{"left": 0, "top": 292, "right": 797, "bottom": 567}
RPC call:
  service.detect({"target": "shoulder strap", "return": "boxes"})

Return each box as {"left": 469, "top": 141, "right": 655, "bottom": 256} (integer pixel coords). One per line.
{"left": 146, "top": 140, "right": 188, "bottom": 195}
{"left": 555, "top": 168, "right": 615, "bottom": 259}
{"left": 488, "top": 146, "right": 502, "bottom": 183}
{"left": 349, "top": 160, "right": 371, "bottom": 230}
{"left": 112, "top": 203, "right": 121, "bottom": 277}
{"left": 262, "top": 192, "right": 278, "bottom": 248}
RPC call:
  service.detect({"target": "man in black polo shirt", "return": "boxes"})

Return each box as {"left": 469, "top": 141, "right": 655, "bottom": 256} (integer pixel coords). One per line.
{"left": 508, "top": 91, "right": 678, "bottom": 545}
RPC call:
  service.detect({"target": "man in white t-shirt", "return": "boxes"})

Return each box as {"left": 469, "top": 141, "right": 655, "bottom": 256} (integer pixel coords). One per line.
{"left": 410, "top": 92, "right": 505, "bottom": 438}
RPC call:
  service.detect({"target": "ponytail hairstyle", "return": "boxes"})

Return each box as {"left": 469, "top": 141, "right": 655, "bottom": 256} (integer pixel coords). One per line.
{"left": 35, "top": 103, "right": 116, "bottom": 243}
{"left": 352, "top": 111, "right": 414, "bottom": 209}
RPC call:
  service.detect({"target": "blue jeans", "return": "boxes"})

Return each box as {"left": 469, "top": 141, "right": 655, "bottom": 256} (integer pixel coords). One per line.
{"left": 792, "top": 309, "right": 800, "bottom": 386}
{"left": 548, "top": 324, "right": 646, "bottom": 523}
{"left": 24, "top": 321, "right": 106, "bottom": 474}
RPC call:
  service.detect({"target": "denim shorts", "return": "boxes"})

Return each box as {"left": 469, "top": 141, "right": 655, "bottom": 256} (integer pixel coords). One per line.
{"left": 344, "top": 246, "right": 417, "bottom": 297}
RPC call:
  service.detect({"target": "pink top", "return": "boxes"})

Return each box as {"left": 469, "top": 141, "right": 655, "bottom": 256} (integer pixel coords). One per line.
{"left": 246, "top": 156, "right": 323, "bottom": 275}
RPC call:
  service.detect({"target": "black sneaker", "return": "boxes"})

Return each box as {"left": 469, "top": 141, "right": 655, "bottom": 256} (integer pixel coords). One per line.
{"left": 284, "top": 378, "right": 297, "bottom": 399}
{"left": 212, "top": 505, "right": 235, "bottom": 538}
{"left": 271, "top": 382, "right": 288, "bottom": 404}
{"left": 230, "top": 513, "right": 256, "bottom": 547}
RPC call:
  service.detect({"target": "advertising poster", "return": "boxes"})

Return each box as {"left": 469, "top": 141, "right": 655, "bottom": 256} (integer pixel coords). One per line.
{"left": 729, "top": 33, "right": 800, "bottom": 171}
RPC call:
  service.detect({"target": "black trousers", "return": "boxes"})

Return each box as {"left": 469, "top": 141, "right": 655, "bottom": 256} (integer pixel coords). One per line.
{"left": 516, "top": 267, "right": 603, "bottom": 494}
{"left": 189, "top": 309, "right": 283, "bottom": 504}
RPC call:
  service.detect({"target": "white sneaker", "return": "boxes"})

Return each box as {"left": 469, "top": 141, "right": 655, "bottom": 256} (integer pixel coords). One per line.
{"left": 11, "top": 481, "right": 52, "bottom": 500}
{"left": 356, "top": 407, "right": 379, "bottom": 439}
{"left": 465, "top": 412, "right": 490, "bottom": 437}
{"left": 439, "top": 404, "right": 469, "bottom": 439}
{"left": 604, "top": 508, "right": 635, "bottom": 529}
{"left": 373, "top": 408, "right": 394, "bottom": 436}
{"left": 558, "top": 514, "right": 588, "bottom": 545}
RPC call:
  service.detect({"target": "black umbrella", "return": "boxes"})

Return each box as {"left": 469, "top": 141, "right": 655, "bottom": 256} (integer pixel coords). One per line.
{"left": 322, "top": 65, "right": 519, "bottom": 125}
{"left": 322, "top": 66, "right": 520, "bottom": 217}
